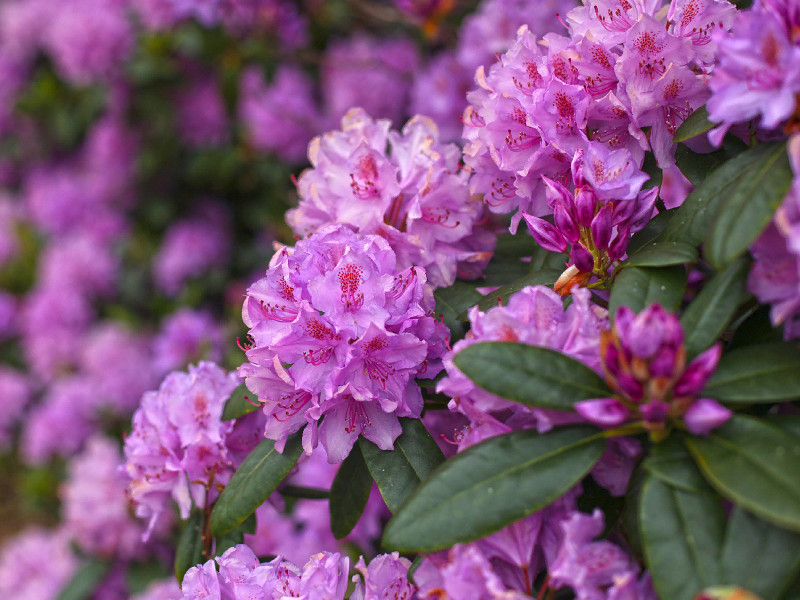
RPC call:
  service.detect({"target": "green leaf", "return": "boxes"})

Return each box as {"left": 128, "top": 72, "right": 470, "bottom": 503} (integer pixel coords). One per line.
{"left": 608, "top": 266, "right": 687, "bottom": 318}
{"left": 768, "top": 416, "right": 800, "bottom": 440}
{"left": 721, "top": 507, "right": 800, "bottom": 600}
{"left": 680, "top": 256, "right": 750, "bottom": 358}
{"left": 665, "top": 141, "right": 778, "bottom": 246}
{"left": 625, "top": 240, "right": 698, "bottom": 267}
{"left": 382, "top": 427, "right": 606, "bottom": 553}
{"left": 434, "top": 281, "right": 483, "bottom": 340}
{"left": 462, "top": 269, "right": 562, "bottom": 319}
{"left": 643, "top": 434, "right": 709, "bottom": 493}
{"left": 705, "top": 141, "right": 792, "bottom": 269}
{"left": 221, "top": 383, "right": 259, "bottom": 421}
{"left": 209, "top": 434, "right": 303, "bottom": 537}
{"left": 56, "top": 560, "right": 112, "bottom": 600}
{"left": 673, "top": 136, "right": 749, "bottom": 188}
{"left": 174, "top": 511, "right": 204, "bottom": 582}
{"left": 627, "top": 209, "right": 678, "bottom": 255}
{"left": 640, "top": 474, "right": 725, "bottom": 600}
{"left": 453, "top": 342, "right": 611, "bottom": 410}
{"left": 674, "top": 105, "right": 714, "bottom": 142}
{"left": 730, "top": 305, "right": 785, "bottom": 350}
{"left": 330, "top": 443, "right": 374, "bottom": 539}
{"left": 214, "top": 512, "right": 257, "bottom": 557}
{"left": 702, "top": 343, "right": 800, "bottom": 403}
{"left": 360, "top": 418, "right": 445, "bottom": 514}
{"left": 280, "top": 485, "right": 329, "bottom": 499}
{"left": 686, "top": 415, "right": 800, "bottom": 532}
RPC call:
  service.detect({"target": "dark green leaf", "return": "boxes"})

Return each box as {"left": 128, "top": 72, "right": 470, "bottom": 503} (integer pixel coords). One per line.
{"left": 686, "top": 415, "right": 800, "bottom": 532}
{"left": 330, "top": 443, "right": 374, "bottom": 539}
{"left": 768, "top": 416, "right": 800, "bottom": 440}
{"left": 126, "top": 560, "right": 169, "bottom": 595}
{"left": 460, "top": 269, "right": 562, "bottom": 319}
{"left": 665, "top": 141, "right": 777, "bottom": 245}
{"left": 56, "top": 560, "right": 112, "bottom": 600}
{"left": 382, "top": 427, "right": 605, "bottom": 552}
{"left": 608, "top": 266, "right": 686, "bottom": 318}
{"left": 674, "top": 105, "right": 714, "bottom": 142}
{"left": 680, "top": 256, "right": 750, "bottom": 358}
{"left": 673, "top": 136, "right": 749, "bottom": 187}
{"left": 221, "top": 383, "right": 259, "bottom": 421}
{"left": 174, "top": 511, "right": 204, "bottom": 582}
{"left": 453, "top": 342, "right": 611, "bottom": 410}
{"left": 360, "top": 418, "right": 445, "bottom": 514}
{"left": 721, "top": 506, "right": 800, "bottom": 600}
{"left": 640, "top": 474, "right": 725, "bottom": 600}
{"left": 643, "top": 434, "right": 709, "bottom": 493}
{"left": 280, "top": 485, "right": 329, "bottom": 499}
{"left": 214, "top": 512, "right": 257, "bottom": 557}
{"left": 209, "top": 435, "right": 303, "bottom": 537}
{"left": 731, "top": 305, "right": 784, "bottom": 350}
{"left": 702, "top": 343, "right": 800, "bottom": 403}
{"left": 705, "top": 141, "right": 792, "bottom": 269}
{"left": 434, "top": 281, "right": 483, "bottom": 340}
{"left": 642, "top": 152, "right": 664, "bottom": 189}
{"left": 625, "top": 240, "right": 698, "bottom": 267}
{"left": 627, "top": 209, "right": 678, "bottom": 255}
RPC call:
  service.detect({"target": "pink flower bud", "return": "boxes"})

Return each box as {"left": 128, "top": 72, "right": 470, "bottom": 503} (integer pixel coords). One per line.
{"left": 591, "top": 204, "right": 613, "bottom": 250}
{"left": 684, "top": 398, "right": 732, "bottom": 435}
{"left": 572, "top": 242, "right": 595, "bottom": 273}
{"left": 523, "top": 213, "right": 568, "bottom": 253}
{"left": 575, "top": 186, "right": 597, "bottom": 226}
{"left": 575, "top": 398, "right": 630, "bottom": 427}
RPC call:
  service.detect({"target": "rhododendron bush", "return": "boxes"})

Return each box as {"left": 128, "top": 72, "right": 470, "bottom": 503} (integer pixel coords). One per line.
{"left": 3, "top": 0, "right": 800, "bottom": 599}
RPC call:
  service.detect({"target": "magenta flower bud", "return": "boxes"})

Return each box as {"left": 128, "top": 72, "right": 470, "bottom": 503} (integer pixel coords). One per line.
{"left": 575, "top": 186, "right": 597, "bottom": 227}
{"left": 616, "top": 372, "right": 644, "bottom": 402}
{"left": 572, "top": 242, "right": 595, "bottom": 273}
{"left": 627, "top": 305, "right": 670, "bottom": 359}
{"left": 542, "top": 176, "right": 573, "bottom": 208}
{"left": 674, "top": 344, "right": 722, "bottom": 397}
{"left": 607, "top": 227, "right": 630, "bottom": 260}
{"left": 554, "top": 201, "right": 580, "bottom": 244}
{"left": 590, "top": 204, "right": 613, "bottom": 250}
{"left": 523, "top": 213, "right": 568, "bottom": 253}
{"left": 649, "top": 346, "right": 678, "bottom": 378}
{"left": 612, "top": 198, "right": 636, "bottom": 223}
{"left": 683, "top": 398, "right": 732, "bottom": 435}
{"left": 575, "top": 398, "right": 629, "bottom": 427}
{"left": 640, "top": 400, "right": 670, "bottom": 426}
{"left": 629, "top": 188, "right": 659, "bottom": 231}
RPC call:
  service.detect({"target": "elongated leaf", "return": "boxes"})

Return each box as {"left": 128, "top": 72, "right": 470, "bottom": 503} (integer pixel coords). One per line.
{"left": 664, "top": 142, "right": 779, "bottom": 246}
{"left": 680, "top": 256, "right": 750, "bottom": 358}
{"left": 768, "top": 416, "right": 800, "bottom": 440}
{"left": 209, "top": 435, "right": 303, "bottom": 537}
{"left": 382, "top": 427, "right": 606, "bottom": 552}
{"left": 461, "top": 269, "right": 562, "bottom": 318}
{"left": 453, "top": 342, "right": 611, "bottom": 410}
{"left": 360, "top": 418, "right": 445, "bottom": 514}
{"left": 731, "top": 305, "right": 784, "bottom": 350}
{"left": 57, "top": 560, "right": 112, "bottom": 600}
{"left": 625, "top": 240, "right": 698, "bottom": 267}
{"left": 330, "top": 443, "right": 373, "bottom": 539}
{"left": 222, "top": 383, "right": 259, "bottom": 421}
{"left": 705, "top": 141, "right": 791, "bottom": 268}
{"left": 640, "top": 474, "right": 725, "bottom": 600}
{"left": 280, "top": 485, "right": 329, "bottom": 499}
{"left": 214, "top": 512, "right": 256, "bottom": 558}
{"left": 686, "top": 415, "right": 800, "bottom": 531}
{"left": 702, "top": 343, "right": 800, "bottom": 403}
{"left": 721, "top": 507, "right": 800, "bottom": 600}
{"left": 174, "top": 511, "right": 204, "bottom": 582}
{"left": 627, "top": 209, "right": 678, "bottom": 255}
{"left": 608, "top": 266, "right": 686, "bottom": 318}
{"left": 674, "top": 105, "right": 714, "bottom": 142}
{"left": 434, "top": 281, "right": 483, "bottom": 341}
{"left": 674, "top": 139, "right": 747, "bottom": 187}
{"left": 643, "top": 434, "right": 708, "bottom": 493}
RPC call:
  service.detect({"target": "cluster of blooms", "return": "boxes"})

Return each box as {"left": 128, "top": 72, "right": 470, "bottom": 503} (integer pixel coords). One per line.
{"left": 576, "top": 304, "right": 731, "bottom": 438}
{"left": 287, "top": 108, "right": 495, "bottom": 288}
{"left": 123, "top": 361, "right": 264, "bottom": 534}
{"left": 463, "top": 0, "right": 737, "bottom": 272}
{"left": 0, "top": 528, "right": 78, "bottom": 599}
{"left": 239, "top": 224, "right": 448, "bottom": 463}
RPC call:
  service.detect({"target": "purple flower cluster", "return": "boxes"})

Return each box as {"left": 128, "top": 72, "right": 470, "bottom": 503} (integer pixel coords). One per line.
{"left": 576, "top": 304, "right": 731, "bottom": 437}
{"left": 239, "top": 225, "right": 448, "bottom": 463}
{"left": 287, "top": 108, "right": 495, "bottom": 288}
{"left": 180, "top": 544, "right": 349, "bottom": 600}
{"left": 123, "top": 361, "right": 263, "bottom": 535}
{"left": 0, "top": 527, "right": 78, "bottom": 600}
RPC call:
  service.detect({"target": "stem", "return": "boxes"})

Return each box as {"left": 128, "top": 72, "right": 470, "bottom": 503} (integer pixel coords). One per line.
{"left": 536, "top": 574, "right": 551, "bottom": 600}
{"left": 200, "top": 470, "right": 217, "bottom": 561}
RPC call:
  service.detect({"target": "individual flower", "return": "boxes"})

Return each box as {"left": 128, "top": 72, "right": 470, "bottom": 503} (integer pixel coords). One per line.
{"left": 351, "top": 553, "right": 417, "bottom": 600}
{"left": 123, "top": 362, "right": 260, "bottom": 536}
{"left": 239, "top": 225, "right": 448, "bottom": 462}
{"left": 576, "top": 304, "right": 731, "bottom": 437}
{"left": 286, "top": 108, "right": 495, "bottom": 288}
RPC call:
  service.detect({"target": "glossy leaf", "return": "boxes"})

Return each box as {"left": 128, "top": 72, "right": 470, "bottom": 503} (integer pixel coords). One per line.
{"left": 721, "top": 506, "right": 800, "bottom": 600}
{"left": 453, "top": 342, "right": 611, "bottom": 410}
{"left": 330, "top": 443, "right": 373, "bottom": 539}
{"left": 608, "top": 266, "right": 686, "bottom": 318}
{"left": 625, "top": 240, "right": 698, "bottom": 267}
{"left": 643, "top": 434, "right": 708, "bottom": 493}
{"left": 730, "top": 305, "right": 784, "bottom": 350}
{"left": 359, "top": 418, "right": 445, "bottom": 514}
{"left": 674, "top": 139, "right": 747, "bottom": 187}
{"left": 434, "top": 281, "right": 483, "bottom": 340}
{"left": 674, "top": 105, "right": 714, "bottom": 142}
{"left": 640, "top": 474, "right": 725, "bottom": 600}
{"left": 627, "top": 209, "right": 677, "bottom": 255}
{"left": 680, "top": 256, "right": 750, "bottom": 358}
{"left": 705, "top": 141, "right": 792, "bottom": 269}
{"left": 382, "top": 427, "right": 606, "bottom": 552}
{"left": 214, "top": 512, "right": 256, "bottom": 558}
{"left": 209, "top": 434, "right": 303, "bottom": 537}
{"left": 221, "top": 382, "right": 259, "bottom": 421}
{"left": 174, "top": 511, "right": 204, "bottom": 582}
{"left": 57, "top": 560, "right": 112, "bottom": 600}
{"left": 686, "top": 415, "right": 800, "bottom": 532}
{"left": 461, "top": 269, "right": 562, "bottom": 318}
{"left": 702, "top": 343, "right": 800, "bottom": 403}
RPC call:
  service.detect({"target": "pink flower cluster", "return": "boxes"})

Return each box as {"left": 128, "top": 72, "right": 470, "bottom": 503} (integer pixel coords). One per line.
{"left": 239, "top": 225, "right": 448, "bottom": 463}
